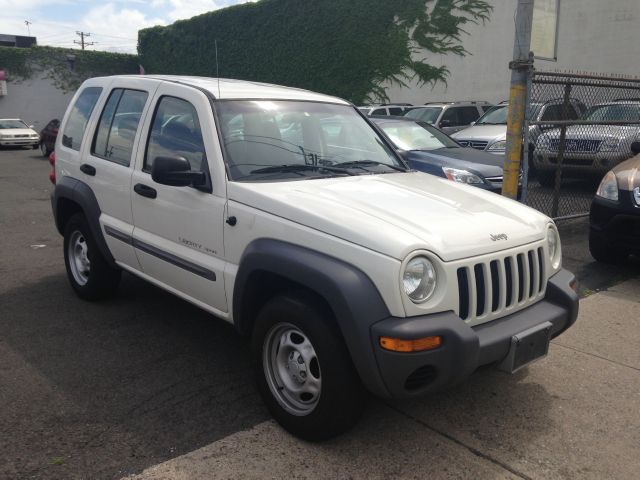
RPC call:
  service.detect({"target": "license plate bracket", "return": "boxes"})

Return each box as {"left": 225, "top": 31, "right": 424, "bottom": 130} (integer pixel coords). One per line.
{"left": 498, "top": 321, "right": 553, "bottom": 373}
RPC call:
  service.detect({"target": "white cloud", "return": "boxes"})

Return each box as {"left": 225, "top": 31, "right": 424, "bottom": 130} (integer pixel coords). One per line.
{"left": 165, "top": 0, "right": 254, "bottom": 22}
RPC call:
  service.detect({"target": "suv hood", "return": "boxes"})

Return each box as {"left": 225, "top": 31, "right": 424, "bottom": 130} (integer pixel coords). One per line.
{"left": 452, "top": 124, "right": 506, "bottom": 141}
{"left": 0, "top": 128, "right": 38, "bottom": 136}
{"left": 228, "top": 172, "right": 549, "bottom": 262}
{"left": 540, "top": 125, "right": 639, "bottom": 141}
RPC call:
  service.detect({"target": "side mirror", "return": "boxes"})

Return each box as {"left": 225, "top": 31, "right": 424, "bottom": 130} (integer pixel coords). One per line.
{"left": 151, "top": 156, "right": 206, "bottom": 187}
{"left": 29, "top": 125, "right": 35, "bottom": 129}
{"left": 470, "top": 121, "right": 476, "bottom": 126}
{"left": 439, "top": 119, "right": 452, "bottom": 128}
{"left": 631, "top": 141, "right": 640, "bottom": 156}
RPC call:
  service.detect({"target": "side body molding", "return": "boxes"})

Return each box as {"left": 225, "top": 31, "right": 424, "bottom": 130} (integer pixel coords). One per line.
{"left": 51, "top": 176, "right": 116, "bottom": 268}
{"left": 233, "top": 238, "right": 392, "bottom": 397}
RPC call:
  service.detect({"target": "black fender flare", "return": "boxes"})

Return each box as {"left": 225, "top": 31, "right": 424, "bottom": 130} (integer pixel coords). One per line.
{"left": 233, "top": 238, "right": 392, "bottom": 397}
{"left": 51, "top": 176, "right": 116, "bottom": 268}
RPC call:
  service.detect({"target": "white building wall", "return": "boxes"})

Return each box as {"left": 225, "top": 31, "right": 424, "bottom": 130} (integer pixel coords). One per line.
{"left": 0, "top": 75, "right": 73, "bottom": 130}
{"left": 383, "top": 0, "right": 640, "bottom": 105}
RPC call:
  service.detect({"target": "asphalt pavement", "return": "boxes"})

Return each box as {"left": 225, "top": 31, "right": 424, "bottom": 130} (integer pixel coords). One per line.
{"left": 0, "top": 147, "right": 638, "bottom": 479}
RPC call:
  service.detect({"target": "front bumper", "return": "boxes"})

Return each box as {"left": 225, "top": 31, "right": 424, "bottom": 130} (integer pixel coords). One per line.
{"left": 369, "top": 269, "right": 578, "bottom": 398}
{"left": 0, "top": 138, "right": 39, "bottom": 147}
{"left": 534, "top": 151, "right": 628, "bottom": 173}
{"left": 590, "top": 193, "right": 640, "bottom": 255}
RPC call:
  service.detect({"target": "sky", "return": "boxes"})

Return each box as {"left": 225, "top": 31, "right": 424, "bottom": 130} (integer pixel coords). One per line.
{"left": 0, "top": 0, "right": 254, "bottom": 54}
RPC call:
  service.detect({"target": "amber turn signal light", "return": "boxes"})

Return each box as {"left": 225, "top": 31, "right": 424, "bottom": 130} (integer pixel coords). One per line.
{"left": 379, "top": 335, "right": 442, "bottom": 353}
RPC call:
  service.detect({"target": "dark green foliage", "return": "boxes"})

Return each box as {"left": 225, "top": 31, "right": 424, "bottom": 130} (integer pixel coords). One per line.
{"left": 0, "top": 46, "right": 140, "bottom": 92}
{"left": 139, "top": 0, "right": 491, "bottom": 104}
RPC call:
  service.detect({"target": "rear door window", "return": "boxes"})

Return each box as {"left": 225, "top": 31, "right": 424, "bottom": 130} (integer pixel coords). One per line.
{"left": 61, "top": 87, "right": 102, "bottom": 151}
{"left": 92, "top": 89, "right": 148, "bottom": 166}
{"left": 460, "top": 106, "right": 482, "bottom": 124}
{"left": 372, "top": 108, "right": 388, "bottom": 116}
{"left": 388, "top": 107, "right": 403, "bottom": 116}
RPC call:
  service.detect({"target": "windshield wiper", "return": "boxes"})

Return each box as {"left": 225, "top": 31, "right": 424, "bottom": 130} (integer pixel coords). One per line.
{"left": 334, "top": 160, "right": 407, "bottom": 172}
{"left": 251, "top": 164, "right": 356, "bottom": 176}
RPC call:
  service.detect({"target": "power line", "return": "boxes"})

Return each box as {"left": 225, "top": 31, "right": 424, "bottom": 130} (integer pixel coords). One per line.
{"left": 74, "top": 31, "right": 95, "bottom": 50}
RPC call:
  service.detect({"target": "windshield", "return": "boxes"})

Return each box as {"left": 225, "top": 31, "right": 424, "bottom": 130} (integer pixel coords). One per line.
{"left": 216, "top": 100, "right": 404, "bottom": 181}
{"left": 404, "top": 107, "right": 442, "bottom": 124}
{"left": 582, "top": 104, "right": 640, "bottom": 122}
{"left": 0, "top": 119, "right": 29, "bottom": 129}
{"left": 377, "top": 121, "right": 459, "bottom": 151}
{"left": 475, "top": 105, "right": 508, "bottom": 125}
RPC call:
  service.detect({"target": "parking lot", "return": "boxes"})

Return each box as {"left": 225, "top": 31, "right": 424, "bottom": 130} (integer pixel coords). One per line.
{"left": 1, "top": 147, "right": 639, "bottom": 479}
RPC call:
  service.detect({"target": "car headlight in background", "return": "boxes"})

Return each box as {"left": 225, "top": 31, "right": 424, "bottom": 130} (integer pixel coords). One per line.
{"left": 596, "top": 171, "right": 619, "bottom": 201}
{"left": 487, "top": 140, "right": 507, "bottom": 151}
{"left": 402, "top": 256, "right": 437, "bottom": 303}
{"left": 547, "top": 226, "right": 561, "bottom": 270}
{"left": 599, "top": 137, "right": 620, "bottom": 152}
{"left": 442, "top": 167, "right": 483, "bottom": 184}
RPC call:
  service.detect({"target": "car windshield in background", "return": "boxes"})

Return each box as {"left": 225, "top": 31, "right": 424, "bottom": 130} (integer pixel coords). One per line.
{"left": 475, "top": 105, "right": 508, "bottom": 125}
{"left": 379, "top": 121, "right": 459, "bottom": 151}
{"left": 0, "top": 120, "right": 29, "bottom": 129}
{"left": 216, "top": 101, "right": 404, "bottom": 181}
{"left": 582, "top": 104, "right": 640, "bottom": 122}
{"left": 404, "top": 107, "right": 442, "bottom": 124}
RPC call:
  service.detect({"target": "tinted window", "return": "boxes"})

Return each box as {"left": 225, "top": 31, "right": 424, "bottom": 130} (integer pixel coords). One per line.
{"left": 460, "top": 106, "right": 481, "bottom": 124}
{"left": 92, "top": 89, "right": 147, "bottom": 166}
{"left": 541, "top": 104, "right": 579, "bottom": 121}
{"left": 62, "top": 87, "right": 102, "bottom": 151}
{"left": 388, "top": 107, "right": 403, "bottom": 115}
{"left": 372, "top": 108, "right": 387, "bottom": 116}
{"left": 441, "top": 107, "right": 461, "bottom": 126}
{"left": 145, "top": 96, "right": 206, "bottom": 172}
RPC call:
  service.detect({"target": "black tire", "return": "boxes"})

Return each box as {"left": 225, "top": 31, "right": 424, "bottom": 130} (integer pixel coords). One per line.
{"left": 589, "top": 230, "right": 628, "bottom": 264}
{"left": 63, "top": 213, "right": 121, "bottom": 300}
{"left": 537, "top": 171, "right": 556, "bottom": 188}
{"left": 252, "top": 294, "right": 364, "bottom": 441}
{"left": 40, "top": 141, "right": 50, "bottom": 157}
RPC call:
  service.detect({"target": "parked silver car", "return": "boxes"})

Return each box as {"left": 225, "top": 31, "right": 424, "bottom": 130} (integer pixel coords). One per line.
{"left": 534, "top": 101, "right": 640, "bottom": 185}
{"left": 358, "top": 104, "right": 415, "bottom": 116}
{"left": 404, "top": 101, "right": 492, "bottom": 135}
{"left": 452, "top": 100, "right": 586, "bottom": 156}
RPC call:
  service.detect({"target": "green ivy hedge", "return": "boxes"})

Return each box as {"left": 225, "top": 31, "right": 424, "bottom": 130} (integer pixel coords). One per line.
{"left": 0, "top": 46, "right": 140, "bottom": 92}
{"left": 139, "top": 0, "right": 491, "bottom": 104}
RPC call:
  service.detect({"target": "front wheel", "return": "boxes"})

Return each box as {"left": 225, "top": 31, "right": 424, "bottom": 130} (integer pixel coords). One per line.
{"left": 253, "top": 294, "right": 364, "bottom": 441}
{"left": 63, "top": 213, "right": 121, "bottom": 300}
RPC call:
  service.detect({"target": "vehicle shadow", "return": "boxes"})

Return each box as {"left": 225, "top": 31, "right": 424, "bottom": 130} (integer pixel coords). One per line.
{"left": 0, "top": 272, "right": 268, "bottom": 479}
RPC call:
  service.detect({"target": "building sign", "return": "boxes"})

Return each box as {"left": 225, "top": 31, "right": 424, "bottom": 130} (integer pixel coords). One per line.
{"left": 531, "top": 0, "right": 559, "bottom": 61}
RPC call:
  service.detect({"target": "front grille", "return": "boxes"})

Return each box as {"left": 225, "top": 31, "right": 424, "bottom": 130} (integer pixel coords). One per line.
{"left": 548, "top": 138, "right": 601, "bottom": 152}
{"left": 457, "top": 247, "right": 546, "bottom": 323}
{"left": 457, "top": 139, "right": 489, "bottom": 150}
{"left": 548, "top": 157, "right": 594, "bottom": 166}
{"left": 14, "top": 134, "right": 30, "bottom": 138}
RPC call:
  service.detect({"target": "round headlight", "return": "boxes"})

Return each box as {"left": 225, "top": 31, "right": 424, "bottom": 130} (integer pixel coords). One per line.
{"left": 547, "top": 227, "right": 561, "bottom": 270}
{"left": 402, "top": 256, "right": 437, "bottom": 303}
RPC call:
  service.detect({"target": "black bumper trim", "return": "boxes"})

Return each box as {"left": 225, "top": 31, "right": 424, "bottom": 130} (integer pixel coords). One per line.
{"left": 369, "top": 269, "right": 579, "bottom": 398}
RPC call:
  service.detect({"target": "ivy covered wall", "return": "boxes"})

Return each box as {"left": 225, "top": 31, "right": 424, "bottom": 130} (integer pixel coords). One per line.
{"left": 0, "top": 46, "right": 140, "bottom": 92}
{"left": 138, "top": 0, "right": 492, "bottom": 104}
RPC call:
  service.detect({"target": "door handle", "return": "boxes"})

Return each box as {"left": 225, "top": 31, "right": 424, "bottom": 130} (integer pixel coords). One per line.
{"left": 134, "top": 183, "right": 157, "bottom": 199}
{"left": 80, "top": 164, "right": 96, "bottom": 176}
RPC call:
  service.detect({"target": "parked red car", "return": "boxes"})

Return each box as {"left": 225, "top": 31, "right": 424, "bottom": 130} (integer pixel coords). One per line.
{"left": 39, "top": 119, "right": 60, "bottom": 157}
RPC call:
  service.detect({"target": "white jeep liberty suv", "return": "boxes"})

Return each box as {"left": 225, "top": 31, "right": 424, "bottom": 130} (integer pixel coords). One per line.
{"left": 51, "top": 76, "right": 579, "bottom": 440}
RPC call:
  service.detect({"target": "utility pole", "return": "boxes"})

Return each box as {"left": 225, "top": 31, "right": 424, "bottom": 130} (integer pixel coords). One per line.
{"left": 74, "top": 31, "right": 95, "bottom": 50}
{"left": 502, "top": 0, "right": 534, "bottom": 200}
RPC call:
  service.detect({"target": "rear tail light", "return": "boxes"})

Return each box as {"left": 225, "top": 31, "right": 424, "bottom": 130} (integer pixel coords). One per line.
{"left": 49, "top": 151, "right": 56, "bottom": 185}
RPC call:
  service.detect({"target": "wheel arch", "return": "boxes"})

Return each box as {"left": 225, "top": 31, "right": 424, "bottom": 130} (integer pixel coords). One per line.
{"left": 233, "top": 238, "right": 392, "bottom": 397}
{"left": 52, "top": 176, "right": 116, "bottom": 268}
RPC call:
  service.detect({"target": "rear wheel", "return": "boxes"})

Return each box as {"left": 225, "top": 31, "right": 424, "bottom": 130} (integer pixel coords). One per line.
{"left": 253, "top": 294, "right": 364, "bottom": 441}
{"left": 589, "top": 230, "right": 628, "bottom": 264}
{"left": 40, "top": 141, "right": 50, "bottom": 157}
{"left": 63, "top": 213, "right": 121, "bottom": 300}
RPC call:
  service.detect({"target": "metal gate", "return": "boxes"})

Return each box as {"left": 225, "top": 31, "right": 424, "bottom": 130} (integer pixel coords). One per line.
{"left": 522, "top": 71, "right": 640, "bottom": 219}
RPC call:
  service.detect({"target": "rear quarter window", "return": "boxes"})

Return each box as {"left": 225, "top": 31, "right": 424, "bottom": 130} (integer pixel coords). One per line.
{"left": 61, "top": 87, "right": 102, "bottom": 151}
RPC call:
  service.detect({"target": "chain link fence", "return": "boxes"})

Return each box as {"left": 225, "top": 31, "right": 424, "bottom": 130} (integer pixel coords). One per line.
{"left": 522, "top": 71, "right": 640, "bottom": 219}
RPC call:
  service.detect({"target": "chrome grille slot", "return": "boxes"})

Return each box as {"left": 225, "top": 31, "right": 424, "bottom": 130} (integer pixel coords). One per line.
{"left": 456, "top": 246, "right": 547, "bottom": 324}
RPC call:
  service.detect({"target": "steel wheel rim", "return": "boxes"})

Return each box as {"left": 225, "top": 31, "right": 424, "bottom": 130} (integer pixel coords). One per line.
{"left": 263, "top": 322, "right": 322, "bottom": 416}
{"left": 68, "top": 230, "right": 90, "bottom": 286}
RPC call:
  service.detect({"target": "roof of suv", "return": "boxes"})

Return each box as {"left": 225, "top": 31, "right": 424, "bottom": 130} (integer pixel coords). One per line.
{"left": 114, "top": 75, "right": 350, "bottom": 105}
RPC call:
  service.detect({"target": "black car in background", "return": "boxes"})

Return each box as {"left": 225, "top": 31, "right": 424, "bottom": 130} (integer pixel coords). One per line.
{"left": 370, "top": 116, "right": 512, "bottom": 194}
{"left": 589, "top": 141, "right": 640, "bottom": 263}
{"left": 39, "top": 119, "right": 60, "bottom": 157}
